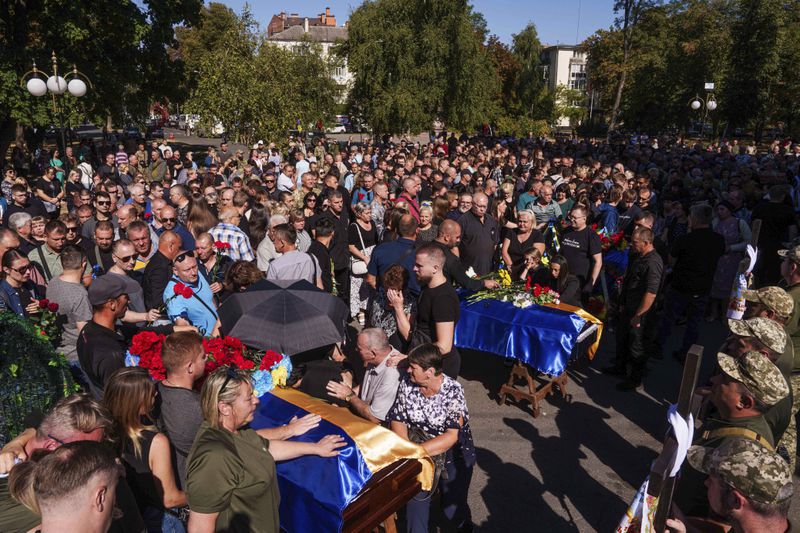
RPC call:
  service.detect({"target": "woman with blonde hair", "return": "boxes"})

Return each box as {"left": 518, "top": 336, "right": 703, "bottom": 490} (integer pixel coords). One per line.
{"left": 104, "top": 367, "right": 188, "bottom": 532}
{"left": 186, "top": 367, "right": 345, "bottom": 532}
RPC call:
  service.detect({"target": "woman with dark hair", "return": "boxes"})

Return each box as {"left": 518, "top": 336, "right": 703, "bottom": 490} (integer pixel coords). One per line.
{"left": 219, "top": 261, "right": 264, "bottom": 303}
{"left": 248, "top": 206, "right": 269, "bottom": 247}
{"left": 387, "top": 344, "right": 475, "bottom": 533}
{"left": 555, "top": 183, "right": 574, "bottom": 218}
{"left": 302, "top": 192, "right": 319, "bottom": 222}
{"left": 541, "top": 255, "right": 580, "bottom": 307}
{"left": 369, "top": 264, "right": 416, "bottom": 351}
{"left": 0, "top": 250, "right": 44, "bottom": 316}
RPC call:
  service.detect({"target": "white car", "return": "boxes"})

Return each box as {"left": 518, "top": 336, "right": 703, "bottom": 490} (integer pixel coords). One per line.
{"left": 326, "top": 124, "right": 347, "bottom": 133}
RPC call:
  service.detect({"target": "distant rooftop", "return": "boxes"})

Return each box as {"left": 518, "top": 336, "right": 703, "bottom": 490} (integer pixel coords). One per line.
{"left": 268, "top": 25, "right": 348, "bottom": 43}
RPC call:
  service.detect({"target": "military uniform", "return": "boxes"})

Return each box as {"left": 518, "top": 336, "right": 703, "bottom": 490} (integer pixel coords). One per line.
{"left": 781, "top": 281, "right": 800, "bottom": 472}
{"left": 675, "top": 351, "right": 789, "bottom": 517}
{"left": 687, "top": 438, "right": 793, "bottom": 520}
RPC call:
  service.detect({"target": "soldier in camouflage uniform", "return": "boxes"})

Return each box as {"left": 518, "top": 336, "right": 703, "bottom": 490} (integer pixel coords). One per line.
{"left": 675, "top": 351, "right": 790, "bottom": 517}
{"left": 681, "top": 438, "right": 793, "bottom": 532}
{"left": 741, "top": 286, "right": 797, "bottom": 470}
{"left": 779, "top": 244, "right": 800, "bottom": 474}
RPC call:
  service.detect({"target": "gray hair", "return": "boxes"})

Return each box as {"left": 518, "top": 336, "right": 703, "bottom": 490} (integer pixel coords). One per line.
{"left": 359, "top": 328, "right": 390, "bottom": 352}
{"left": 269, "top": 214, "right": 287, "bottom": 228}
{"left": 8, "top": 212, "right": 32, "bottom": 231}
{"left": 517, "top": 209, "right": 535, "bottom": 221}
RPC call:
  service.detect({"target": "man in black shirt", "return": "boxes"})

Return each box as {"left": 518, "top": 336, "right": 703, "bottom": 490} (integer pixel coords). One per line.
{"left": 458, "top": 192, "right": 499, "bottom": 276}
{"left": 410, "top": 244, "right": 462, "bottom": 378}
{"left": 308, "top": 217, "right": 335, "bottom": 293}
{"left": 657, "top": 203, "right": 725, "bottom": 361}
{"left": 143, "top": 230, "right": 182, "bottom": 310}
{"left": 560, "top": 204, "right": 603, "bottom": 295}
{"left": 604, "top": 227, "right": 664, "bottom": 391}
{"left": 316, "top": 190, "right": 350, "bottom": 307}
{"left": 2, "top": 184, "right": 47, "bottom": 226}
{"left": 77, "top": 275, "right": 131, "bottom": 398}
{"left": 432, "top": 220, "right": 499, "bottom": 291}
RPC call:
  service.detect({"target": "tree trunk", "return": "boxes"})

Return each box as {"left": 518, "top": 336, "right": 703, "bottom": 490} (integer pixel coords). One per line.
{"left": 0, "top": 119, "right": 19, "bottom": 167}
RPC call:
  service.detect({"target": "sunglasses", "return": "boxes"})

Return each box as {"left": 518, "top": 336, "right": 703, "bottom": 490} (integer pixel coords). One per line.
{"left": 307, "top": 198, "right": 317, "bottom": 203}
{"left": 10, "top": 264, "right": 32, "bottom": 273}
{"left": 65, "top": 226, "right": 79, "bottom": 232}
{"left": 97, "top": 200, "right": 111, "bottom": 206}
{"left": 264, "top": 180, "right": 276, "bottom": 184}
{"left": 162, "top": 217, "right": 177, "bottom": 223}
{"left": 175, "top": 251, "right": 195, "bottom": 263}
{"left": 115, "top": 254, "right": 136, "bottom": 263}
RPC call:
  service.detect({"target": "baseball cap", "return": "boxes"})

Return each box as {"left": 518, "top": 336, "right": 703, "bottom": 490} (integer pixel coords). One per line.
{"left": 728, "top": 317, "right": 787, "bottom": 353}
{"left": 687, "top": 438, "right": 793, "bottom": 505}
{"left": 777, "top": 244, "right": 800, "bottom": 263}
{"left": 88, "top": 275, "right": 129, "bottom": 306}
{"left": 742, "top": 286, "right": 794, "bottom": 318}
{"left": 717, "top": 351, "right": 789, "bottom": 406}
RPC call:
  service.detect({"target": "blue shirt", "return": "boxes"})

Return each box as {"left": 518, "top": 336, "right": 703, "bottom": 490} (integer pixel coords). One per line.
{"left": 351, "top": 188, "right": 374, "bottom": 206}
{"left": 164, "top": 276, "right": 217, "bottom": 336}
{"left": 156, "top": 225, "right": 195, "bottom": 251}
{"left": 367, "top": 238, "right": 420, "bottom": 296}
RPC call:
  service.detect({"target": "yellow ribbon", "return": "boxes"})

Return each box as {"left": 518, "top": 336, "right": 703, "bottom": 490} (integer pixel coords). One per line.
{"left": 544, "top": 302, "right": 604, "bottom": 359}
{"left": 271, "top": 388, "right": 435, "bottom": 490}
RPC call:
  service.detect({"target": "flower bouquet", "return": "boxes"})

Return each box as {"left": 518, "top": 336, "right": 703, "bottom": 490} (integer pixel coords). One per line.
{"left": 210, "top": 241, "right": 231, "bottom": 281}
{"left": 30, "top": 298, "right": 61, "bottom": 347}
{"left": 466, "top": 268, "right": 560, "bottom": 309}
{"left": 592, "top": 225, "right": 628, "bottom": 252}
{"left": 125, "top": 331, "right": 292, "bottom": 395}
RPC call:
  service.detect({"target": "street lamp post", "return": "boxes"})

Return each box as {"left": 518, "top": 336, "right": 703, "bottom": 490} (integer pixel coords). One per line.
{"left": 20, "top": 51, "right": 93, "bottom": 152}
{"left": 689, "top": 82, "right": 717, "bottom": 141}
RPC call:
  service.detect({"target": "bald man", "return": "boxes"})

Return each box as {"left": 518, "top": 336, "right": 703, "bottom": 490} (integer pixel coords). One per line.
{"left": 458, "top": 191, "right": 499, "bottom": 275}
{"left": 208, "top": 206, "right": 254, "bottom": 261}
{"left": 155, "top": 205, "right": 195, "bottom": 251}
{"left": 397, "top": 177, "right": 421, "bottom": 221}
{"left": 143, "top": 230, "right": 182, "bottom": 309}
{"left": 432, "top": 219, "right": 499, "bottom": 291}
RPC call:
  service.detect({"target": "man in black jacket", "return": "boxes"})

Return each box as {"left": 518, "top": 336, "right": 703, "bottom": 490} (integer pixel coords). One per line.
{"left": 143, "top": 230, "right": 182, "bottom": 310}
{"left": 431, "top": 219, "right": 499, "bottom": 291}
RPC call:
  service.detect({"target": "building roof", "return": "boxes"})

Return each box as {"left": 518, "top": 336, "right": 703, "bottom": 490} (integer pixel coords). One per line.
{"left": 268, "top": 25, "right": 348, "bottom": 43}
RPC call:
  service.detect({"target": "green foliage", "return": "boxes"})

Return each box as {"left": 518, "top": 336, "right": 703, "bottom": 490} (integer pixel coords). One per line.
{"left": 342, "top": 0, "right": 498, "bottom": 134}
{"left": 495, "top": 115, "right": 550, "bottom": 138}
{"left": 181, "top": 6, "right": 337, "bottom": 146}
{"left": 554, "top": 85, "right": 588, "bottom": 128}
{"left": 511, "top": 24, "right": 550, "bottom": 120}
{"left": 0, "top": 312, "right": 77, "bottom": 445}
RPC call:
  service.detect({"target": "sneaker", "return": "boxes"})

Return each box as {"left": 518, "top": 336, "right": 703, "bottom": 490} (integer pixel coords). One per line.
{"left": 601, "top": 364, "right": 627, "bottom": 377}
{"left": 616, "top": 377, "right": 643, "bottom": 391}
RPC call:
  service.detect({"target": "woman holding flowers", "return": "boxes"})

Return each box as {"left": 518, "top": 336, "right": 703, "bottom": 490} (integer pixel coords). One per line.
{"left": 186, "top": 367, "right": 346, "bottom": 533}
{"left": 541, "top": 255, "right": 580, "bottom": 307}
{"left": 501, "top": 209, "right": 545, "bottom": 279}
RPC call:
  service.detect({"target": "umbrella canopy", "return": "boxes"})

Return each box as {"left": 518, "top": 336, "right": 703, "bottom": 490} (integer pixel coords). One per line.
{"left": 218, "top": 279, "right": 348, "bottom": 355}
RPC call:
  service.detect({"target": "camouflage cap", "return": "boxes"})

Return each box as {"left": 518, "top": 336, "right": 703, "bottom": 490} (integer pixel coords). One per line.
{"left": 728, "top": 317, "right": 787, "bottom": 353}
{"left": 777, "top": 244, "right": 800, "bottom": 263}
{"left": 717, "top": 351, "right": 789, "bottom": 406}
{"left": 742, "top": 286, "right": 794, "bottom": 319}
{"left": 687, "top": 438, "right": 793, "bottom": 505}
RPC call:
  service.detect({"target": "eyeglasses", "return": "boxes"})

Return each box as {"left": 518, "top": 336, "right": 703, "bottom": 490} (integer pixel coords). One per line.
{"left": 10, "top": 264, "right": 32, "bottom": 274}
{"left": 65, "top": 226, "right": 79, "bottom": 233}
{"left": 47, "top": 433, "right": 67, "bottom": 445}
{"left": 219, "top": 366, "right": 239, "bottom": 396}
{"left": 175, "top": 251, "right": 195, "bottom": 263}
{"left": 162, "top": 217, "right": 177, "bottom": 223}
{"left": 115, "top": 254, "right": 136, "bottom": 263}
{"left": 306, "top": 198, "right": 317, "bottom": 203}
{"left": 97, "top": 200, "right": 111, "bottom": 206}
{"left": 264, "top": 180, "right": 276, "bottom": 184}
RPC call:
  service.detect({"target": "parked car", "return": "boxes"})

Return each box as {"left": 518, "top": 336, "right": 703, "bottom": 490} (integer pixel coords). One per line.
{"left": 123, "top": 126, "right": 141, "bottom": 139}
{"left": 73, "top": 124, "right": 104, "bottom": 142}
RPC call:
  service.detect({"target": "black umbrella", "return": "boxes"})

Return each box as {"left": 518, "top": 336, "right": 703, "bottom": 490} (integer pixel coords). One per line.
{"left": 218, "top": 279, "right": 348, "bottom": 355}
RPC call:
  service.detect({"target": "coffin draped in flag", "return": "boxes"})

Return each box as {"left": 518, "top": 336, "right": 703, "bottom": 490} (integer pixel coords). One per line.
{"left": 251, "top": 388, "right": 434, "bottom": 533}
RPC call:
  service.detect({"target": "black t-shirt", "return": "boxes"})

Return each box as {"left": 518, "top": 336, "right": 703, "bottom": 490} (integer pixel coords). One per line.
{"left": 315, "top": 209, "right": 350, "bottom": 269}
{"left": 670, "top": 228, "right": 725, "bottom": 294}
{"left": 308, "top": 240, "right": 333, "bottom": 292}
{"left": 620, "top": 249, "right": 664, "bottom": 314}
{"left": 35, "top": 177, "right": 61, "bottom": 199}
{"left": 348, "top": 221, "right": 377, "bottom": 250}
{"left": 416, "top": 281, "right": 461, "bottom": 378}
{"left": 77, "top": 321, "right": 128, "bottom": 398}
{"left": 559, "top": 226, "right": 601, "bottom": 282}
{"left": 506, "top": 229, "right": 545, "bottom": 276}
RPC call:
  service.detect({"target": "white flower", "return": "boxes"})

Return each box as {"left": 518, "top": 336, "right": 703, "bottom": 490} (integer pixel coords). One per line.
{"left": 466, "top": 267, "right": 477, "bottom": 278}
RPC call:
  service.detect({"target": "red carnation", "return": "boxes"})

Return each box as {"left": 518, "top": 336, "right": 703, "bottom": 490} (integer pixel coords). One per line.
{"left": 260, "top": 350, "right": 282, "bottom": 370}
{"left": 173, "top": 283, "right": 187, "bottom": 296}
{"left": 181, "top": 286, "right": 194, "bottom": 299}
{"left": 214, "top": 241, "right": 226, "bottom": 249}
{"left": 533, "top": 285, "right": 542, "bottom": 297}
{"left": 38, "top": 298, "right": 49, "bottom": 309}
{"left": 47, "top": 302, "right": 59, "bottom": 313}
{"left": 358, "top": 192, "right": 365, "bottom": 201}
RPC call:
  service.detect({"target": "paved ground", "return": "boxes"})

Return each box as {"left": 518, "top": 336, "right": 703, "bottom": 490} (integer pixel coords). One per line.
{"left": 448, "top": 318, "right": 800, "bottom": 532}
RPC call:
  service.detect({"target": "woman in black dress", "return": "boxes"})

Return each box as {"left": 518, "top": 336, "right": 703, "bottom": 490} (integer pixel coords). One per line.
{"left": 501, "top": 209, "right": 544, "bottom": 278}
{"left": 540, "top": 255, "right": 581, "bottom": 307}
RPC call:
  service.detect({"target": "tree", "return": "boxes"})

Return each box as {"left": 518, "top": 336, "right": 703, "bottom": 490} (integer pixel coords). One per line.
{"left": 511, "top": 24, "right": 550, "bottom": 120}
{"left": 340, "top": 0, "right": 498, "bottom": 134}
{"left": 0, "top": 0, "right": 202, "bottom": 159}
{"left": 182, "top": 7, "right": 338, "bottom": 146}
{"left": 606, "top": 0, "right": 659, "bottom": 135}
{"left": 553, "top": 85, "right": 588, "bottom": 129}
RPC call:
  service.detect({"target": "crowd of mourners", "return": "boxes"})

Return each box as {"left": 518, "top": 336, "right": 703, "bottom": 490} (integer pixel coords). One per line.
{"left": 0, "top": 130, "right": 799, "bottom": 532}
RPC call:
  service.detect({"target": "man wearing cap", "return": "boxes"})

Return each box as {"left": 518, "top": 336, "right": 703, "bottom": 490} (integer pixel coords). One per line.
{"left": 675, "top": 438, "right": 794, "bottom": 532}
{"left": 780, "top": 243, "right": 800, "bottom": 473}
{"left": 742, "top": 286, "right": 797, "bottom": 469}
{"left": 674, "top": 351, "right": 789, "bottom": 517}
{"left": 76, "top": 274, "right": 131, "bottom": 399}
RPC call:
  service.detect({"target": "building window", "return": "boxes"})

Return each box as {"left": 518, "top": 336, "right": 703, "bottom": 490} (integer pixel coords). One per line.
{"left": 334, "top": 66, "right": 346, "bottom": 78}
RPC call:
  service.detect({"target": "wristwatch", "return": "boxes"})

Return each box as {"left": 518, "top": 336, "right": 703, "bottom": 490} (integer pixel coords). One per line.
{"left": 344, "top": 391, "right": 354, "bottom": 402}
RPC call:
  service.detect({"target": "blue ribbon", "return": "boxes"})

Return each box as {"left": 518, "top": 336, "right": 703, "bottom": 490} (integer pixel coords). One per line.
{"left": 454, "top": 296, "right": 587, "bottom": 376}
{"left": 250, "top": 392, "right": 372, "bottom": 533}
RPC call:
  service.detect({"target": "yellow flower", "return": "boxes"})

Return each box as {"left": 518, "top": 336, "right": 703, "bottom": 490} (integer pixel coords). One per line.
{"left": 271, "top": 365, "right": 288, "bottom": 388}
{"left": 498, "top": 269, "right": 512, "bottom": 288}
